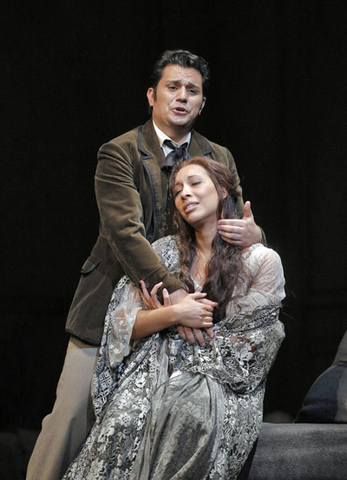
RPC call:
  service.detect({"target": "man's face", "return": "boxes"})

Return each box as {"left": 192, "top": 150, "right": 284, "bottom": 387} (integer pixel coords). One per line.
{"left": 147, "top": 65, "right": 206, "bottom": 142}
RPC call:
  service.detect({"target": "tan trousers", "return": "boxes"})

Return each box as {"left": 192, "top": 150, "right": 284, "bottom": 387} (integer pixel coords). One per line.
{"left": 26, "top": 337, "right": 99, "bottom": 480}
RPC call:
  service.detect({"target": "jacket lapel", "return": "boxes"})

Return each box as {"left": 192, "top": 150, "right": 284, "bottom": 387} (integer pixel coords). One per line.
{"left": 188, "top": 130, "right": 213, "bottom": 157}
{"left": 138, "top": 120, "right": 168, "bottom": 240}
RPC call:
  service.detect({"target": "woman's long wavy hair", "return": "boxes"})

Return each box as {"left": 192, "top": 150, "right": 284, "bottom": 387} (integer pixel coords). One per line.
{"left": 170, "top": 157, "right": 245, "bottom": 323}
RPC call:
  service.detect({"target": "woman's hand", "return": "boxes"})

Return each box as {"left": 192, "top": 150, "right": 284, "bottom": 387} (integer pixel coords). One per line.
{"left": 140, "top": 280, "right": 216, "bottom": 346}
{"left": 140, "top": 280, "right": 171, "bottom": 310}
{"left": 173, "top": 292, "right": 214, "bottom": 328}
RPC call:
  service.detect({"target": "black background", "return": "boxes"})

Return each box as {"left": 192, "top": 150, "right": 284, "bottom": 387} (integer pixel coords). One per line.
{"left": 2, "top": 0, "right": 347, "bottom": 441}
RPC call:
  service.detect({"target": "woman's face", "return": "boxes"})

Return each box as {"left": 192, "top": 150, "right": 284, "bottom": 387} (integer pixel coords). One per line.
{"left": 173, "top": 164, "right": 220, "bottom": 230}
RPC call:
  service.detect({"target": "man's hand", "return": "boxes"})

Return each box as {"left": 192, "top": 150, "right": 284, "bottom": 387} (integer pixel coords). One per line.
{"left": 217, "top": 201, "right": 262, "bottom": 247}
{"left": 177, "top": 325, "right": 214, "bottom": 346}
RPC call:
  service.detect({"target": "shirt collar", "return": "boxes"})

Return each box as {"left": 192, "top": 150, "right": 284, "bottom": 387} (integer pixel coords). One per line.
{"left": 152, "top": 120, "right": 191, "bottom": 149}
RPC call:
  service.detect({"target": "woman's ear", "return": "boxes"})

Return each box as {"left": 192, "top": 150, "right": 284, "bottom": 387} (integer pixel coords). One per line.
{"left": 219, "top": 188, "right": 228, "bottom": 219}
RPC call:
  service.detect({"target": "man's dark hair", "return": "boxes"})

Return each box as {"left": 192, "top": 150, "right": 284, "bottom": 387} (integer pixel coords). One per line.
{"left": 150, "top": 49, "right": 210, "bottom": 94}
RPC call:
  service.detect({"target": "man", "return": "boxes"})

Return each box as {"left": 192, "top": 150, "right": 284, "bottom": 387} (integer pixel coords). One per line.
{"left": 26, "top": 49, "right": 262, "bottom": 480}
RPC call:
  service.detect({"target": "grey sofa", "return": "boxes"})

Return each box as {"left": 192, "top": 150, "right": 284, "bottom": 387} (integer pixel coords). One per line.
{"left": 240, "top": 422, "right": 347, "bottom": 479}
{"left": 240, "top": 329, "right": 347, "bottom": 480}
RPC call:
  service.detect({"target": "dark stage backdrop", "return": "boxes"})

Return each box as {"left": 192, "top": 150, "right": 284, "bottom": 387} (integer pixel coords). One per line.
{"left": 1, "top": 0, "right": 347, "bottom": 435}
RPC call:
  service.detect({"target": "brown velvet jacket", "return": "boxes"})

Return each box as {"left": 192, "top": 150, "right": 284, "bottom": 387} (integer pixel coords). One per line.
{"left": 65, "top": 120, "right": 243, "bottom": 345}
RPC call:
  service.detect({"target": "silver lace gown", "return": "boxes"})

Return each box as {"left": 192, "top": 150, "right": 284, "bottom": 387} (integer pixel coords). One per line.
{"left": 62, "top": 236, "right": 285, "bottom": 480}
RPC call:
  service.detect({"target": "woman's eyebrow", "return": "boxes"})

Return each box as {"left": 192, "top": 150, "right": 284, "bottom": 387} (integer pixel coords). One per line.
{"left": 187, "top": 174, "right": 202, "bottom": 180}
{"left": 174, "top": 174, "right": 202, "bottom": 188}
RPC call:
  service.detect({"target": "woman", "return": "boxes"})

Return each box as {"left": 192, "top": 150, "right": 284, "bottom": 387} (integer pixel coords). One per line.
{"left": 63, "top": 157, "right": 285, "bottom": 480}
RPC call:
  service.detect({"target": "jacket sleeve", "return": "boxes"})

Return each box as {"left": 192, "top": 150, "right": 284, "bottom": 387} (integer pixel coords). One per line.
{"left": 95, "top": 140, "right": 182, "bottom": 294}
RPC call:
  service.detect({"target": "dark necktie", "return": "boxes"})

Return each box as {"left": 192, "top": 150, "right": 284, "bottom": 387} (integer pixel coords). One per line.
{"left": 161, "top": 140, "right": 190, "bottom": 234}
{"left": 161, "top": 139, "right": 191, "bottom": 174}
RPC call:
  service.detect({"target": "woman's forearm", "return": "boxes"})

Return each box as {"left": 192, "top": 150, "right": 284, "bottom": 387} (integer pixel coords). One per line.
{"left": 131, "top": 306, "right": 178, "bottom": 339}
{"left": 132, "top": 292, "right": 214, "bottom": 340}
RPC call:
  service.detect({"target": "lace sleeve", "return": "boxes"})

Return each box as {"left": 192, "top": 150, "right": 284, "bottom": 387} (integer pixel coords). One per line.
{"left": 232, "top": 245, "right": 285, "bottom": 314}
{"left": 92, "top": 236, "right": 180, "bottom": 419}
{"left": 211, "top": 246, "right": 286, "bottom": 393}
{"left": 105, "top": 278, "right": 143, "bottom": 368}
{"left": 213, "top": 306, "right": 284, "bottom": 393}
{"left": 91, "top": 276, "right": 143, "bottom": 420}
{"left": 248, "top": 247, "right": 285, "bottom": 300}
{"left": 105, "top": 235, "right": 179, "bottom": 367}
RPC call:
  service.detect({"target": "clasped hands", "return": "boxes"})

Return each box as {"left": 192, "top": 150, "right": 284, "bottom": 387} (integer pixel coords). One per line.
{"left": 140, "top": 280, "right": 216, "bottom": 347}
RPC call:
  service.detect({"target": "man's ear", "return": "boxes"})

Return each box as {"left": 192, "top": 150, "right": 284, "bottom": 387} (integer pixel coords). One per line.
{"left": 147, "top": 87, "right": 155, "bottom": 107}
{"left": 199, "top": 97, "right": 206, "bottom": 115}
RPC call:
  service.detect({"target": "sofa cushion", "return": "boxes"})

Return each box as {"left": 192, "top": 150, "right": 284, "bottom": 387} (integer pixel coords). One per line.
{"left": 241, "top": 423, "right": 347, "bottom": 480}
